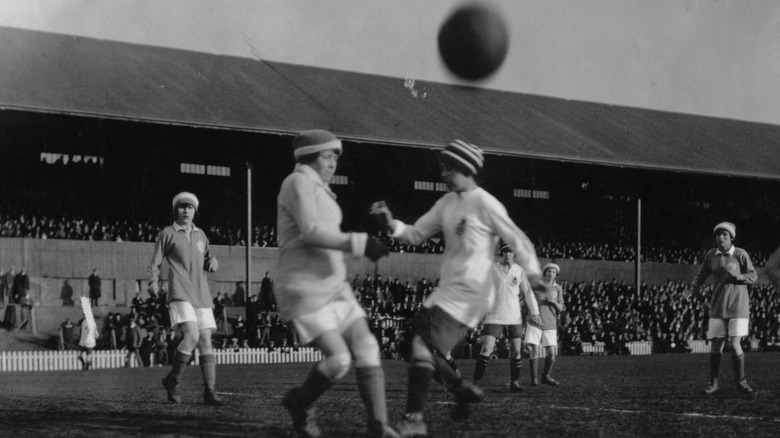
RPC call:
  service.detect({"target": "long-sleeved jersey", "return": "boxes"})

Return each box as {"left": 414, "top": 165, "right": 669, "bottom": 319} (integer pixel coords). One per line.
{"left": 484, "top": 262, "right": 539, "bottom": 325}
{"left": 148, "top": 222, "right": 214, "bottom": 309}
{"left": 391, "top": 187, "right": 541, "bottom": 327}
{"left": 275, "top": 163, "right": 363, "bottom": 321}
{"left": 529, "top": 281, "right": 564, "bottom": 330}
{"left": 691, "top": 245, "right": 756, "bottom": 319}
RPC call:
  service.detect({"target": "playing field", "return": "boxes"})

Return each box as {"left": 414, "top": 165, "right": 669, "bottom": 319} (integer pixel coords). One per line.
{"left": 1, "top": 352, "right": 778, "bottom": 437}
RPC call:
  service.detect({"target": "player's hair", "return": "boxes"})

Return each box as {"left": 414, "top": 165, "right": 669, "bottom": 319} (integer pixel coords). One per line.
{"left": 297, "top": 148, "right": 341, "bottom": 165}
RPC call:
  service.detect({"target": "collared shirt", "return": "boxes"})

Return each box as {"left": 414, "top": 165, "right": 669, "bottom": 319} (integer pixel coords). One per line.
{"left": 391, "top": 187, "right": 542, "bottom": 327}
{"left": 148, "top": 222, "right": 214, "bottom": 308}
{"left": 275, "top": 163, "right": 357, "bottom": 321}
{"left": 483, "top": 262, "right": 539, "bottom": 325}
{"left": 691, "top": 245, "right": 756, "bottom": 319}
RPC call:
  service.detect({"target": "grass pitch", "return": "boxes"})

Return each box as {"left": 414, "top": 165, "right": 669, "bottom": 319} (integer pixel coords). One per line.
{"left": 0, "top": 352, "right": 778, "bottom": 437}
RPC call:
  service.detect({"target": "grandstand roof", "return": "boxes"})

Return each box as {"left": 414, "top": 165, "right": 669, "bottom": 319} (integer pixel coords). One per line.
{"left": 2, "top": 26, "right": 780, "bottom": 180}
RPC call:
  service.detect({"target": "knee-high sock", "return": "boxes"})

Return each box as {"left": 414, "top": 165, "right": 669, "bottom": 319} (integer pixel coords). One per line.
{"left": 432, "top": 350, "right": 462, "bottom": 389}
{"left": 731, "top": 353, "right": 745, "bottom": 383}
{"left": 168, "top": 350, "right": 191, "bottom": 383}
{"left": 356, "top": 366, "right": 388, "bottom": 424}
{"left": 406, "top": 362, "right": 434, "bottom": 414}
{"left": 510, "top": 356, "right": 522, "bottom": 381}
{"left": 529, "top": 358, "right": 539, "bottom": 384}
{"left": 199, "top": 354, "right": 217, "bottom": 391}
{"left": 543, "top": 355, "right": 556, "bottom": 378}
{"left": 709, "top": 352, "right": 722, "bottom": 384}
{"left": 293, "top": 364, "right": 334, "bottom": 409}
{"left": 474, "top": 354, "right": 490, "bottom": 382}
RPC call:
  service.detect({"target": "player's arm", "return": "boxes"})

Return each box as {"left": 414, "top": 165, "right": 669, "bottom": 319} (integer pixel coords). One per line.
{"left": 287, "top": 175, "right": 386, "bottom": 260}
{"left": 730, "top": 250, "right": 757, "bottom": 284}
{"left": 374, "top": 199, "right": 443, "bottom": 246}
{"left": 202, "top": 238, "right": 219, "bottom": 273}
{"left": 146, "top": 230, "right": 168, "bottom": 293}
{"left": 519, "top": 272, "right": 541, "bottom": 326}
{"left": 683, "top": 251, "right": 712, "bottom": 299}
{"left": 547, "top": 286, "right": 564, "bottom": 312}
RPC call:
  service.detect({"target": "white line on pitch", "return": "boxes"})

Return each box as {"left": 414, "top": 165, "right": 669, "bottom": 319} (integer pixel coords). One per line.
{"left": 548, "top": 405, "right": 780, "bottom": 422}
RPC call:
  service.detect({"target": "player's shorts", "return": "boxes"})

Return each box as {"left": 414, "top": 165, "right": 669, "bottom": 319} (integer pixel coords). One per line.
{"left": 481, "top": 323, "right": 523, "bottom": 339}
{"left": 413, "top": 305, "right": 470, "bottom": 354}
{"left": 169, "top": 300, "right": 217, "bottom": 330}
{"left": 524, "top": 325, "right": 558, "bottom": 347}
{"left": 292, "top": 293, "right": 366, "bottom": 345}
{"left": 78, "top": 346, "right": 94, "bottom": 354}
{"left": 706, "top": 318, "right": 748, "bottom": 339}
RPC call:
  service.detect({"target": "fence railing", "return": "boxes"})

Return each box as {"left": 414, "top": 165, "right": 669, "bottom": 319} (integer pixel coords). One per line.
{"left": 0, "top": 347, "right": 322, "bottom": 372}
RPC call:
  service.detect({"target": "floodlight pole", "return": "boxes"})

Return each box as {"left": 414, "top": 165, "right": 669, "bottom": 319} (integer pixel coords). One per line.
{"left": 246, "top": 161, "right": 252, "bottom": 304}
{"left": 635, "top": 197, "right": 642, "bottom": 295}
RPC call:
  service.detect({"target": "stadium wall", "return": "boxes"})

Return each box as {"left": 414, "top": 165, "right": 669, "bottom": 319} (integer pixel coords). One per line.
{"left": 1, "top": 238, "right": 773, "bottom": 311}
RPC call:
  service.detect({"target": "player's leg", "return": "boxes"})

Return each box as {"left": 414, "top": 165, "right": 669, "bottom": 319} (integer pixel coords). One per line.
{"left": 524, "top": 325, "right": 542, "bottom": 386}
{"left": 703, "top": 318, "right": 726, "bottom": 395}
{"left": 508, "top": 335, "right": 524, "bottom": 392}
{"left": 284, "top": 330, "right": 351, "bottom": 438}
{"left": 196, "top": 319, "right": 222, "bottom": 406}
{"left": 473, "top": 332, "right": 497, "bottom": 385}
{"left": 342, "top": 316, "right": 398, "bottom": 437}
{"left": 541, "top": 330, "right": 560, "bottom": 386}
{"left": 728, "top": 318, "right": 753, "bottom": 394}
{"left": 162, "top": 302, "right": 200, "bottom": 403}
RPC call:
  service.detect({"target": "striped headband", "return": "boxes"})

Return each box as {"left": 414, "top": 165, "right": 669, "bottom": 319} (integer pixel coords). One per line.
{"left": 441, "top": 139, "right": 484, "bottom": 174}
{"left": 293, "top": 129, "right": 343, "bottom": 159}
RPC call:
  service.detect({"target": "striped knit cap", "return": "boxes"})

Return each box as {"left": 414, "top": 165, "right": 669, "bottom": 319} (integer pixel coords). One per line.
{"left": 293, "top": 129, "right": 342, "bottom": 160}
{"left": 441, "top": 139, "right": 484, "bottom": 175}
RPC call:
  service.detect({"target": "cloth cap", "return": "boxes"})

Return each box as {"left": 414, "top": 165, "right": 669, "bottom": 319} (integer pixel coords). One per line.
{"left": 713, "top": 222, "right": 736, "bottom": 239}
{"left": 172, "top": 192, "right": 199, "bottom": 211}
{"left": 293, "top": 129, "right": 342, "bottom": 160}
{"left": 543, "top": 263, "right": 561, "bottom": 275}
{"left": 441, "top": 139, "right": 484, "bottom": 175}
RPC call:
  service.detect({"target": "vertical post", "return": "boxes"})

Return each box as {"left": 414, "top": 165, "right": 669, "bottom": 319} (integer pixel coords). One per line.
{"left": 246, "top": 162, "right": 252, "bottom": 304}
{"left": 635, "top": 197, "right": 642, "bottom": 295}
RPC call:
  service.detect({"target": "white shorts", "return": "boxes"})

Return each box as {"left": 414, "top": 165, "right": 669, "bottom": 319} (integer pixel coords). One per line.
{"left": 707, "top": 318, "right": 748, "bottom": 339}
{"left": 292, "top": 294, "right": 366, "bottom": 345}
{"left": 168, "top": 301, "right": 217, "bottom": 330}
{"left": 524, "top": 325, "right": 558, "bottom": 347}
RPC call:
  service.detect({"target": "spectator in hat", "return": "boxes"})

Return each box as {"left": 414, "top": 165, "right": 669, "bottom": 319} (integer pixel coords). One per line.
{"left": 274, "top": 129, "right": 395, "bottom": 437}
{"left": 472, "top": 243, "right": 540, "bottom": 392}
{"left": 526, "top": 263, "right": 564, "bottom": 386}
{"left": 683, "top": 221, "right": 757, "bottom": 396}
{"left": 371, "top": 139, "right": 545, "bottom": 435}
{"left": 148, "top": 191, "right": 223, "bottom": 406}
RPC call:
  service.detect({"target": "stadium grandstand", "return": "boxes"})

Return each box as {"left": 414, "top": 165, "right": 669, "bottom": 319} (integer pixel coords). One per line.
{"left": 1, "top": 25, "right": 780, "bottom": 362}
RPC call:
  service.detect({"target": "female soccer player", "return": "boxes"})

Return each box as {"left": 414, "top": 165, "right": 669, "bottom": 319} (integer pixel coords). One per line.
{"left": 526, "top": 263, "right": 564, "bottom": 386}
{"left": 148, "top": 192, "right": 222, "bottom": 406}
{"left": 275, "top": 129, "right": 397, "bottom": 438}
{"left": 371, "top": 139, "right": 544, "bottom": 436}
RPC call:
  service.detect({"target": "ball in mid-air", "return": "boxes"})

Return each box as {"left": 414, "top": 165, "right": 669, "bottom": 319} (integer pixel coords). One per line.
{"left": 437, "top": 3, "right": 509, "bottom": 81}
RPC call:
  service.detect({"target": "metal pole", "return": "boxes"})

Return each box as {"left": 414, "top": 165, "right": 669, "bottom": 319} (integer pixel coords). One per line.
{"left": 635, "top": 197, "right": 641, "bottom": 295}
{"left": 246, "top": 161, "right": 252, "bottom": 304}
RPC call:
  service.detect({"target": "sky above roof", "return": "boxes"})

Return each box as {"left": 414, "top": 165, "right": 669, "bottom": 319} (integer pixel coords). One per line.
{"left": 2, "top": 0, "right": 780, "bottom": 126}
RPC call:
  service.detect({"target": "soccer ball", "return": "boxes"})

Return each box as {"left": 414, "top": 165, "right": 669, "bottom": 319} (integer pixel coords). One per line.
{"left": 437, "top": 3, "right": 509, "bottom": 81}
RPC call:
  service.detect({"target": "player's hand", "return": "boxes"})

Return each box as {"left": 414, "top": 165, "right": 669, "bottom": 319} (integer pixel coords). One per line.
{"left": 206, "top": 257, "right": 219, "bottom": 272}
{"left": 365, "top": 237, "right": 389, "bottom": 262}
{"left": 150, "top": 281, "right": 159, "bottom": 294}
{"left": 370, "top": 201, "right": 395, "bottom": 232}
{"left": 680, "top": 288, "right": 692, "bottom": 300}
{"left": 528, "top": 314, "right": 541, "bottom": 326}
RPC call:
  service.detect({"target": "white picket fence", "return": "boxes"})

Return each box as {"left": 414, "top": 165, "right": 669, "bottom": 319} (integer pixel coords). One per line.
{"left": 0, "top": 347, "right": 322, "bottom": 372}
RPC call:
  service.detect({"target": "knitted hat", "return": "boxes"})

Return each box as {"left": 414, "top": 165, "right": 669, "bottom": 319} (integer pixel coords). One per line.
{"left": 293, "top": 129, "right": 342, "bottom": 160}
{"left": 713, "top": 222, "right": 736, "bottom": 239}
{"left": 543, "top": 263, "right": 561, "bottom": 275}
{"left": 172, "top": 192, "right": 199, "bottom": 211}
{"left": 441, "top": 139, "right": 484, "bottom": 175}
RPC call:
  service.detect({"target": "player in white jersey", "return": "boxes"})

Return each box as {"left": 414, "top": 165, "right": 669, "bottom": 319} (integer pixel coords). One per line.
{"left": 371, "top": 139, "right": 545, "bottom": 437}
{"left": 473, "top": 243, "right": 540, "bottom": 392}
